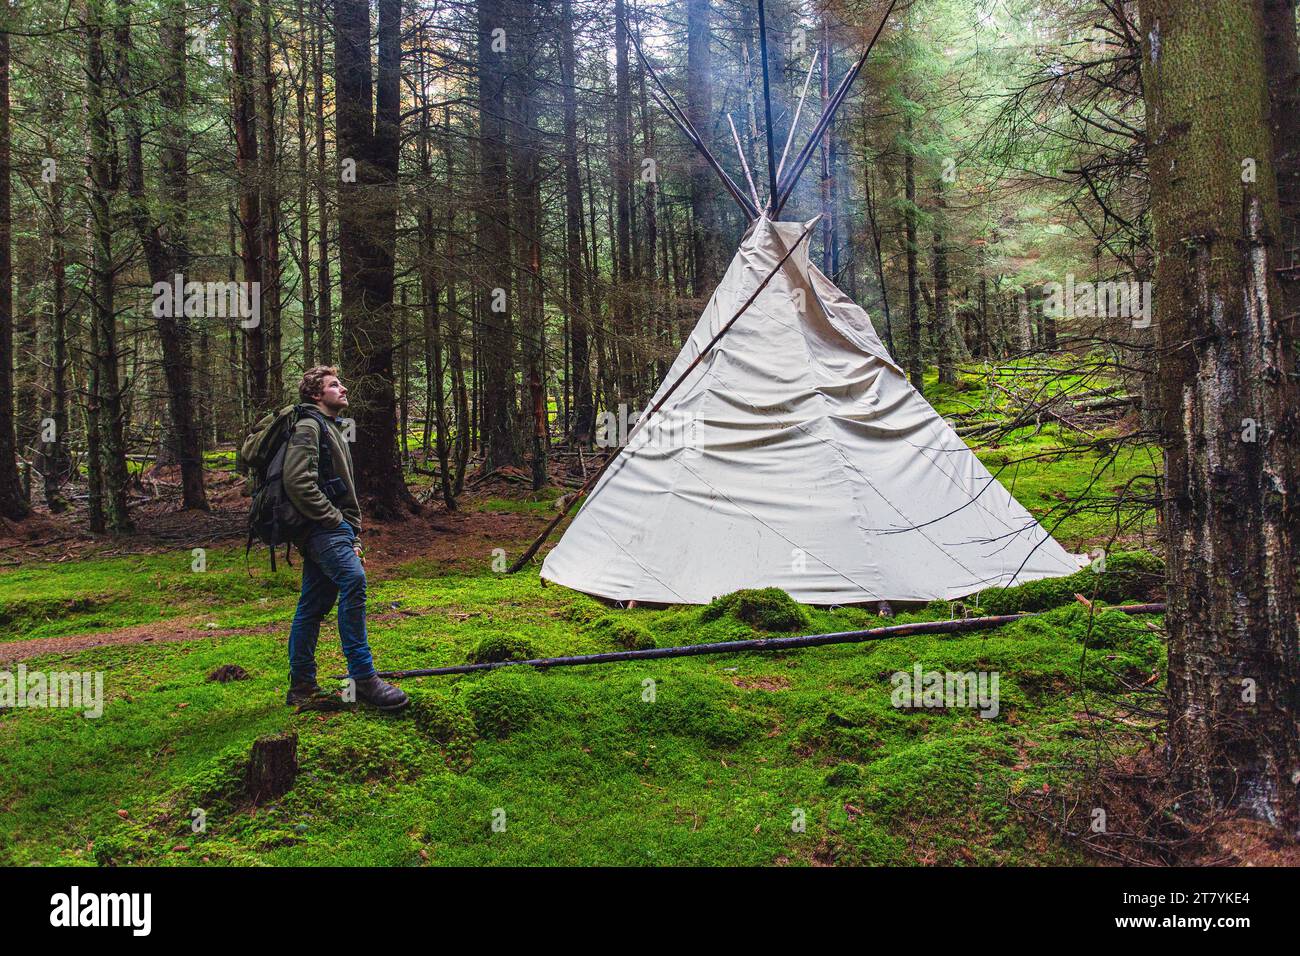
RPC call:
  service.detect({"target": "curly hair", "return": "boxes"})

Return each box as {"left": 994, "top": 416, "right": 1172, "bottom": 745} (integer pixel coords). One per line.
{"left": 298, "top": 365, "right": 339, "bottom": 404}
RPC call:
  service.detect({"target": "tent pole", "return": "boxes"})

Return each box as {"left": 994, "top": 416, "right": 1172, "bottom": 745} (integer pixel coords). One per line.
{"left": 506, "top": 217, "right": 820, "bottom": 574}
{"left": 728, "top": 114, "right": 762, "bottom": 210}
{"left": 774, "top": 0, "right": 897, "bottom": 215}
{"left": 756, "top": 0, "right": 779, "bottom": 212}
{"left": 632, "top": 30, "right": 760, "bottom": 220}
{"left": 776, "top": 55, "right": 818, "bottom": 186}
{"left": 350, "top": 604, "right": 1168, "bottom": 680}
{"left": 650, "top": 90, "right": 758, "bottom": 220}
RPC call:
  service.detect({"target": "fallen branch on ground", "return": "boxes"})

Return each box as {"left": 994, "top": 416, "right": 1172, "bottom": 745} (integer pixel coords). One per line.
{"left": 342, "top": 603, "right": 1166, "bottom": 680}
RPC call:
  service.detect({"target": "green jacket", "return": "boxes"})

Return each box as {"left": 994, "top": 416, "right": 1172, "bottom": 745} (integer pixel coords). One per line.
{"left": 283, "top": 406, "right": 363, "bottom": 537}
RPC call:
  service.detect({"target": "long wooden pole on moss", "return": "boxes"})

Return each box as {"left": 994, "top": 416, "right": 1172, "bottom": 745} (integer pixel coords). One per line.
{"left": 359, "top": 604, "right": 1166, "bottom": 680}
{"left": 505, "top": 217, "right": 820, "bottom": 575}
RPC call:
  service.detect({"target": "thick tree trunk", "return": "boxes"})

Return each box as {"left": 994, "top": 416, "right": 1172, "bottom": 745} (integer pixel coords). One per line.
{"left": 1141, "top": 0, "right": 1300, "bottom": 834}
{"left": 42, "top": 136, "right": 70, "bottom": 513}
{"left": 86, "top": 0, "right": 132, "bottom": 532}
{"left": 231, "top": 0, "right": 267, "bottom": 413}
{"left": 1261, "top": 0, "right": 1300, "bottom": 329}
{"left": 123, "top": 0, "right": 207, "bottom": 511}
{"left": 335, "top": 0, "right": 417, "bottom": 517}
{"left": 475, "top": 0, "right": 520, "bottom": 471}
{"left": 560, "top": 0, "right": 593, "bottom": 445}
{"left": 513, "top": 0, "right": 547, "bottom": 490}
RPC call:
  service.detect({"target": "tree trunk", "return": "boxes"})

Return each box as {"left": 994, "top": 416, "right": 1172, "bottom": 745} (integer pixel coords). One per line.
{"left": 123, "top": 0, "right": 208, "bottom": 511}
{"left": 513, "top": 0, "right": 547, "bottom": 490}
{"left": 903, "top": 114, "right": 922, "bottom": 392}
{"left": 475, "top": 0, "right": 520, "bottom": 472}
{"left": 86, "top": 0, "right": 132, "bottom": 532}
{"left": 932, "top": 180, "right": 958, "bottom": 387}
{"left": 1141, "top": 0, "right": 1300, "bottom": 834}
{"left": 335, "top": 0, "right": 417, "bottom": 517}
{"left": 313, "top": 0, "right": 332, "bottom": 365}
{"left": 560, "top": 0, "right": 593, "bottom": 445}
{"left": 296, "top": 0, "right": 315, "bottom": 367}
{"left": 231, "top": 0, "right": 267, "bottom": 413}
{"left": 0, "top": 20, "right": 26, "bottom": 519}
{"left": 245, "top": 732, "right": 297, "bottom": 803}
{"left": 686, "top": 0, "right": 718, "bottom": 295}
{"left": 259, "top": 0, "right": 283, "bottom": 405}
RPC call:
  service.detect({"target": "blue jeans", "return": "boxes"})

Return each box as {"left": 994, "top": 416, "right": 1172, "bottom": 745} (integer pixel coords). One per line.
{"left": 287, "top": 520, "right": 376, "bottom": 684}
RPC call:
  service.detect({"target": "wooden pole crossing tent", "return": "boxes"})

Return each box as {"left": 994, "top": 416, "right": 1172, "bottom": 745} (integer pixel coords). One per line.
{"left": 531, "top": 0, "right": 1087, "bottom": 605}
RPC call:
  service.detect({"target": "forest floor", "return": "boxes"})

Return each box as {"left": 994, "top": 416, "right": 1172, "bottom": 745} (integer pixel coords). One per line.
{"left": 2, "top": 361, "right": 1287, "bottom": 866}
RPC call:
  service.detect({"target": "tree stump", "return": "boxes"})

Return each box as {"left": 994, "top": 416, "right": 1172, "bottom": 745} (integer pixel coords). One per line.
{"left": 245, "top": 732, "right": 298, "bottom": 804}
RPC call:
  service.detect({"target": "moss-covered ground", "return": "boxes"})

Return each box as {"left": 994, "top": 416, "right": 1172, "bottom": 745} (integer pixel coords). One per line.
{"left": 0, "top": 362, "right": 1166, "bottom": 866}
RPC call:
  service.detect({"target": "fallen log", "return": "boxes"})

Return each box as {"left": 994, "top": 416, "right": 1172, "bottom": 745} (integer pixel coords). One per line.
{"left": 353, "top": 603, "right": 1166, "bottom": 680}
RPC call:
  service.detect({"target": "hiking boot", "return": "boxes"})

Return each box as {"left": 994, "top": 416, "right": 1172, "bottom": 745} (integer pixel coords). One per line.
{"left": 352, "top": 675, "right": 409, "bottom": 711}
{"left": 286, "top": 680, "right": 323, "bottom": 706}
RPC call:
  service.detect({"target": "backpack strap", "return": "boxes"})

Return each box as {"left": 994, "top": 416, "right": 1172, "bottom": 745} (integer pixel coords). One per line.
{"left": 296, "top": 406, "right": 337, "bottom": 489}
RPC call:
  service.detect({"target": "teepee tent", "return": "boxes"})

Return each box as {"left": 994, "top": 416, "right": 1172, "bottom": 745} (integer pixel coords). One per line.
{"left": 537, "top": 0, "right": 1083, "bottom": 605}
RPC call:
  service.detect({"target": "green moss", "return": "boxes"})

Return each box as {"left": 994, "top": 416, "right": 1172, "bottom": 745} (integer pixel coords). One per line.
{"left": 699, "top": 587, "right": 810, "bottom": 632}
{"left": 300, "top": 720, "right": 436, "bottom": 782}
{"left": 467, "top": 632, "right": 538, "bottom": 664}
{"left": 626, "top": 672, "right": 765, "bottom": 747}
{"left": 463, "top": 670, "right": 543, "bottom": 739}
{"left": 972, "top": 551, "right": 1164, "bottom": 615}
{"left": 588, "top": 614, "right": 656, "bottom": 650}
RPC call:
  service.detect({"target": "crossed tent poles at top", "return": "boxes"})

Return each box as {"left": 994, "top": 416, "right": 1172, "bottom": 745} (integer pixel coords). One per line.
{"left": 630, "top": 0, "right": 898, "bottom": 223}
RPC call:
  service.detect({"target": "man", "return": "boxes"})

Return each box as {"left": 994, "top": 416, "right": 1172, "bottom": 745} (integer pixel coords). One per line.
{"left": 282, "top": 365, "right": 408, "bottom": 711}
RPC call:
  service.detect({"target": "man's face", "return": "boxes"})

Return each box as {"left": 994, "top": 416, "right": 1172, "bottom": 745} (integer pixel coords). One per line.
{"left": 317, "top": 376, "right": 348, "bottom": 413}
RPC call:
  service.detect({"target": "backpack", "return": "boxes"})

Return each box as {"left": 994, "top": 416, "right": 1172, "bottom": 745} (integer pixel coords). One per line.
{"left": 240, "top": 404, "right": 341, "bottom": 572}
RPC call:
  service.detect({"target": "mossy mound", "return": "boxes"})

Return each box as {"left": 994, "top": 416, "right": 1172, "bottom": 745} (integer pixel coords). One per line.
{"left": 467, "top": 632, "right": 538, "bottom": 664}
{"left": 300, "top": 721, "right": 433, "bottom": 782}
{"left": 699, "top": 587, "right": 810, "bottom": 632}
{"left": 626, "top": 672, "right": 765, "bottom": 747}
{"left": 970, "top": 551, "right": 1163, "bottom": 615}
{"left": 588, "top": 614, "right": 656, "bottom": 651}
{"left": 406, "top": 692, "right": 476, "bottom": 745}
{"left": 464, "top": 670, "right": 542, "bottom": 739}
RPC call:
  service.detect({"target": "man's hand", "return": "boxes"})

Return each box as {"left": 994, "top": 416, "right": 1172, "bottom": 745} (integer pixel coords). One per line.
{"left": 353, "top": 543, "right": 365, "bottom": 567}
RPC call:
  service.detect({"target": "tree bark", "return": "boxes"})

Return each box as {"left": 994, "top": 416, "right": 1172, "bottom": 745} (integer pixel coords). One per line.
{"left": 475, "top": 0, "right": 521, "bottom": 472}
{"left": 231, "top": 0, "right": 267, "bottom": 414}
{"left": 686, "top": 0, "right": 718, "bottom": 295}
{"left": 559, "top": 0, "right": 593, "bottom": 445}
{"left": 86, "top": 0, "right": 132, "bottom": 532}
{"left": 335, "top": 0, "right": 417, "bottom": 516}
{"left": 245, "top": 732, "right": 297, "bottom": 803}
{"left": 0, "top": 18, "right": 26, "bottom": 519}
{"left": 932, "top": 180, "right": 959, "bottom": 386}
{"left": 1141, "top": 0, "right": 1300, "bottom": 834}
{"left": 903, "top": 113, "right": 922, "bottom": 392}
{"left": 123, "top": 0, "right": 208, "bottom": 511}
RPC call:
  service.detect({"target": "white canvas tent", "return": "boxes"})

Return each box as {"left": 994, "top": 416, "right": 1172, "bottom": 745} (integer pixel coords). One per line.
{"left": 540, "top": 216, "right": 1084, "bottom": 604}
{"left": 535, "top": 0, "right": 1083, "bottom": 604}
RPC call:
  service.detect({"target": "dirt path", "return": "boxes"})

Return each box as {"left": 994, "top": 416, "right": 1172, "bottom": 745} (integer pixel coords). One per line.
{"left": 0, "top": 504, "right": 555, "bottom": 665}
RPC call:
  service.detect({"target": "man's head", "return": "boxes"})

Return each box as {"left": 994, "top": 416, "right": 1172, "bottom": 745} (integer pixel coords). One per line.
{"left": 299, "top": 365, "right": 348, "bottom": 415}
